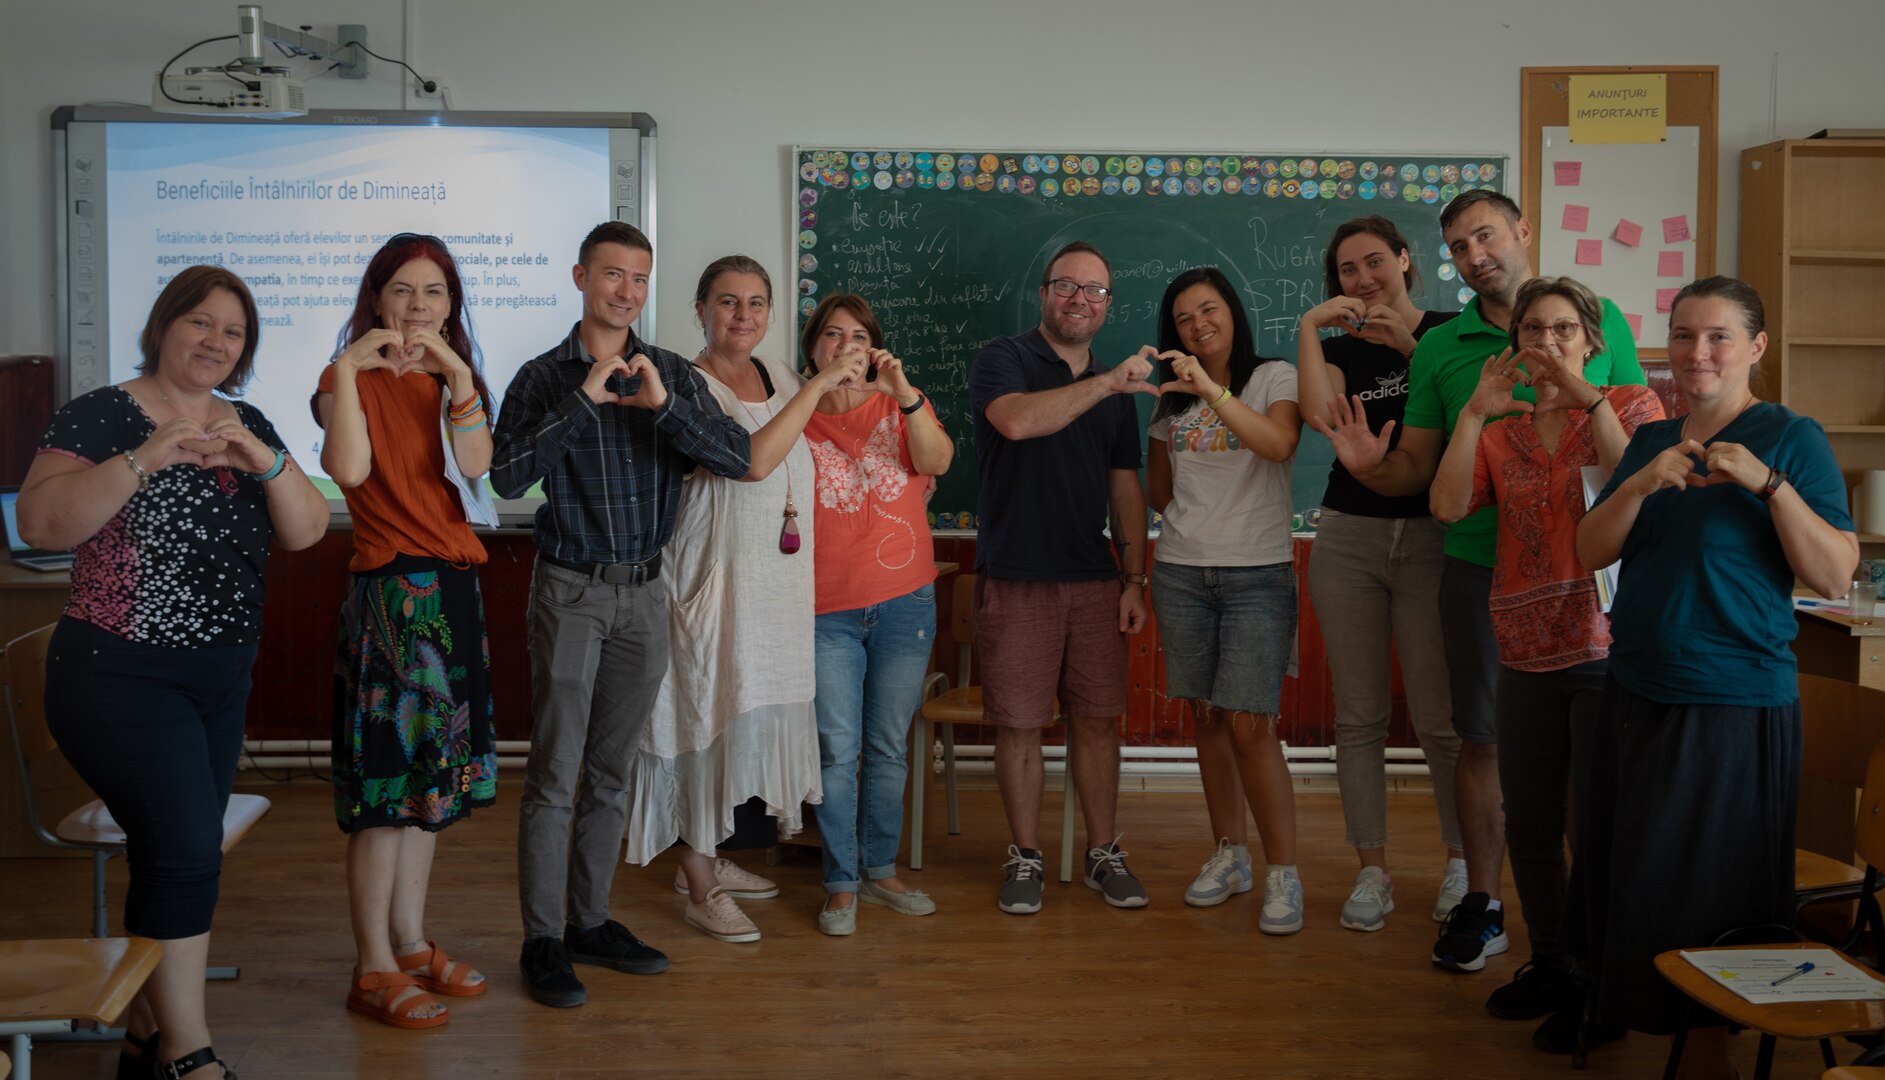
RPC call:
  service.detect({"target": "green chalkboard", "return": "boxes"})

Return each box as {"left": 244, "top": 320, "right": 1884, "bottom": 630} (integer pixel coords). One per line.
{"left": 792, "top": 148, "right": 1506, "bottom": 526}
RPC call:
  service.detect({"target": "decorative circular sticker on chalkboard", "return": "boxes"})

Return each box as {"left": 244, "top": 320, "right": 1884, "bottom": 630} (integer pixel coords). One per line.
{"left": 1439, "top": 242, "right": 1453, "bottom": 259}
{"left": 1439, "top": 182, "right": 1458, "bottom": 202}
{"left": 976, "top": 172, "right": 995, "bottom": 192}
{"left": 826, "top": 170, "right": 849, "bottom": 190}
{"left": 997, "top": 175, "right": 1016, "bottom": 193}
{"left": 937, "top": 172, "right": 956, "bottom": 191}
{"left": 1181, "top": 176, "right": 1200, "bottom": 195}
{"left": 1378, "top": 182, "right": 1397, "bottom": 200}
{"left": 1017, "top": 175, "right": 1037, "bottom": 195}
{"left": 1145, "top": 157, "right": 1166, "bottom": 178}
{"left": 895, "top": 151, "right": 913, "bottom": 170}
{"left": 1161, "top": 176, "right": 1181, "bottom": 196}
{"left": 1081, "top": 176, "right": 1100, "bottom": 195}
{"left": 1336, "top": 180, "right": 1355, "bottom": 199}
{"left": 1457, "top": 286, "right": 1475, "bottom": 305}
{"left": 850, "top": 151, "right": 871, "bottom": 171}
{"left": 1121, "top": 175, "right": 1142, "bottom": 195}
{"left": 798, "top": 229, "right": 817, "bottom": 249}
{"left": 958, "top": 155, "right": 978, "bottom": 174}
{"left": 1320, "top": 179, "right": 1339, "bottom": 198}
{"left": 873, "top": 151, "right": 894, "bottom": 170}
{"left": 1101, "top": 176, "right": 1121, "bottom": 195}
{"left": 896, "top": 170, "right": 915, "bottom": 189}
{"left": 1023, "top": 155, "right": 1041, "bottom": 173}
{"left": 1299, "top": 158, "right": 1319, "bottom": 178}
{"left": 1203, "top": 176, "right": 1222, "bottom": 195}
{"left": 1421, "top": 164, "right": 1441, "bottom": 183}
{"left": 916, "top": 172, "right": 935, "bottom": 190}
{"left": 799, "top": 253, "right": 818, "bottom": 273}
{"left": 1337, "top": 160, "right": 1356, "bottom": 180}
{"left": 1224, "top": 176, "right": 1242, "bottom": 194}
{"left": 1360, "top": 161, "right": 1379, "bottom": 180}
{"left": 1063, "top": 179, "right": 1080, "bottom": 198}
{"left": 1061, "top": 155, "right": 1081, "bottom": 174}
{"left": 1359, "top": 180, "right": 1377, "bottom": 200}
{"left": 1403, "top": 183, "right": 1421, "bottom": 203}
{"left": 1479, "top": 163, "right": 1499, "bottom": 181}
{"left": 799, "top": 187, "right": 818, "bottom": 207}
{"left": 1041, "top": 178, "right": 1059, "bottom": 197}
{"left": 1317, "top": 158, "right": 1336, "bottom": 178}
{"left": 1125, "top": 155, "right": 1144, "bottom": 174}
{"left": 1257, "top": 159, "right": 1278, "bottom": 178}
{"left": 874, "top": 171, "right": 893, "bottom": 190}
{"left": 935, "top": 153, "right": 955, "bottom": 172}
{"left": 916, "top": 152, "right": 934, "bottom": 171}
{"left": 1460, "top": 163, "right": 1479, "bottom": 183}
{"left": 1041, "top": 155, "right": 1060, "bottom": 174}
{"left": 799, "top": 161, "right": 819, "bottom": 183}
{"left": 809, "top": 151, "right": 830, "bottom": 168}
{"left": 1001, "top": 157, "right": 1020, "bottom": 174}
{"left": 1080, "top": 155, "right": 1100, "bottom": 175}
{"left": 1163, "top": 157, "right": 1183, "bottom": 177}
{"left": 800, "top": 296, "right": 816, "bottom": 318}
{"left": 800, "top": 278, "right": 817, "bottom": 296}
{"left": 799, "top": 209, "right": 818, "bottom": 229}
{"left": 1254, "top": 178, "right": 1273, "bottom": 197}
{"left": 1438, "top": 262, "right": 1456, "bottom": 281}
{"left": 1301, "top": 182, "right": 1320, "bottom": 201}
{"left": 1105, "top": 157, "right": 1125, "bottom": 175}
{"left": 1440, "top": 164, "right": 1459, "bottom": 184}
{"left": 1282, "top": 179, "right": 1300, "bottom": 198}
{"left": 1278, "top": 159, "right": 1297, "bottom": 179}
{"left": 1420, "top": 184, "right": 1440, "bottom": 204}
{"left": 1205, "top": 157, "right": 1223, "bottom": 176}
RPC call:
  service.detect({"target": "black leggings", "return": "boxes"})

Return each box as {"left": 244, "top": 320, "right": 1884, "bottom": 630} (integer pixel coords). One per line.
{"left": 44, "top": 617, "right": 257, "bottom": 940}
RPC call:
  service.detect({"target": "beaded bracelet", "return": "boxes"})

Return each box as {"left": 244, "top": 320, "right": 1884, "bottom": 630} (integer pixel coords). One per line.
{"left": 124, "top": 450, "right": 151, "bottom": 490}
{"left": 256, "top": 449, "right": 288, "bottom": 482}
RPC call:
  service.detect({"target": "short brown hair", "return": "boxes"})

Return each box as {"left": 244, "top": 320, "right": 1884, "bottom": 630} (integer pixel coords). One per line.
{"left": 694, "top": 254, "right": 773, "bottom": 306}
{"left": 1041, "top": 240, "right": 1112, "bottom": 288}
{"left": 137, "top": 265, "right": 261, "bottom": 395}
{"left": 799, "top": 293, "right": 884, "bottom": 372}
{"left": 1510, "top": 276, "right": 1607, "bottom": 359}
{"left": 1440, "top": 188, "right": 1523, "bottom": 232}
{"left": 579, "top": 221, "right": 652, "bottom": 268}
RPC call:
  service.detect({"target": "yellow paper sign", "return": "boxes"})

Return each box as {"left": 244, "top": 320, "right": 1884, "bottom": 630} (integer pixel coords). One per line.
{"left": 1569, "top": 74, "right": 1667, "bottom": 144}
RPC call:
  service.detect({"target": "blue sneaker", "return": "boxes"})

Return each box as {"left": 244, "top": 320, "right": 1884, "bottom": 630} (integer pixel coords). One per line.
{"left": 1432, "top": 891, "right": 1509, "bottom": 972}
{"left": 1184, "top": 839, "right": 1254, "bottom": 907}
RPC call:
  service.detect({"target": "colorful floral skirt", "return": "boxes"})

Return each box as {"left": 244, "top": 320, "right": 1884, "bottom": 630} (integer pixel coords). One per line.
{"left": 332, "top": 555, "right": 496, "bottom": 832}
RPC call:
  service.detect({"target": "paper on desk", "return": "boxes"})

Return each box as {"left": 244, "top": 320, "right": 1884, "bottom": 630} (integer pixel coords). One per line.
{"left": 1680, "top": 948, "right": 1885, "bottom": 1004}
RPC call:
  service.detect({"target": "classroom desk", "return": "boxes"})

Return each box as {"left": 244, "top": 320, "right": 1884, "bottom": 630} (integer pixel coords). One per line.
{"left": 1793, "top": 606, "right": 1885, "bottom": 691}
{"left": 0, "top": 561, "right": 93, "bottom": 858}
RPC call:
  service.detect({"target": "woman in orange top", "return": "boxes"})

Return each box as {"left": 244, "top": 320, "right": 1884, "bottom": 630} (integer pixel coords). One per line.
{"left": 799, "top": 293, "right": 954, "bottom": 937}
{"left": 1429, "top": 275, "right": 1662, "bottom": 1050}
{"left": 313, "top": 233, "right": 497, "bottom": 1030}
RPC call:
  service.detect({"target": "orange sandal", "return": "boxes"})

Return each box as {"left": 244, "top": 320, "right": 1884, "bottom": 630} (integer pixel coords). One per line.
{"left": 394, "top": 939, "right": 488, "bottom": 998}
{"left": 346, "top": 970, "right": 449, "bottom": 1029}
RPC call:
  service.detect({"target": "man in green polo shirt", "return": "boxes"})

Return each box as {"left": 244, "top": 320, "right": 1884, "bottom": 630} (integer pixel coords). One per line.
{"left": 1318, "top": 190, "right": 1644, "bottom": 1012}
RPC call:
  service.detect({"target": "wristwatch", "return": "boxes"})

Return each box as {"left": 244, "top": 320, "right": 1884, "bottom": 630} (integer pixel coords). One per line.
{"left": 1120, "top": 572, "right": 1148, "bottom": 588}
{"left": 1759, "top": 467, "right": 1788, "bottom": 502}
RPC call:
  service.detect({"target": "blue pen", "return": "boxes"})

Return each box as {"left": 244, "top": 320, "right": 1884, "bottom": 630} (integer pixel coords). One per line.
{"left": 1771, "top": 961, "right": 1815, "bottom": 986}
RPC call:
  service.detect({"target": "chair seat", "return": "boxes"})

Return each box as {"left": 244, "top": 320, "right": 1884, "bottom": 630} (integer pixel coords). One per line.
{"left": 920, "top": 687, "right": 985, "bottom": 724}
{"left": 0, "top": 937, "right": 162, "bottom": 1025}
{"left": 1800, "top": 848, "right": 1869, "bottom": 894}
{"left": 55, "top": 793, "right": 271, "bottom": 854}
{"left": 1825, "top": 1067, "right": 1885, "bottom": 1078}
{"left": 1655, "top": 944, "right": 1885, "bottom": 1040}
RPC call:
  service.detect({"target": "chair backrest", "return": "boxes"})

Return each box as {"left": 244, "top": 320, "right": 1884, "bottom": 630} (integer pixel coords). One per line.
{"left": 1798, "top": 674, "right": 1885, "bottom": 865}
{"left": 1855, "top": 738, "right": 1885, "bottom": 874}
{"left": 3, "top": 624, "right": 58, "bottom": 769}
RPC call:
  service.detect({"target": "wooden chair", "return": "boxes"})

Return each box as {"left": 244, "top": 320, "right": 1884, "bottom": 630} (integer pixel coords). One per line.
{"left": 1796, "top": 677, "right": 1885, "bottom": 928}
{"left": 0, "top": 937, "right": 162, "bottom": 1080}
{"left": 912, "top": 574, "right": 1080, "bottom": 882}
{"left": 2, "top": 625, "right": 270, "bottom": 976}
{"left": 1656, "top": 739, "right": 1885, "bottom": 1080}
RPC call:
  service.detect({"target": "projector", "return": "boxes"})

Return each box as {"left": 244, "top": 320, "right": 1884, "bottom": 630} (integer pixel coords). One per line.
{"left": 152, "top": 70, "right": 308, "bottom": 118}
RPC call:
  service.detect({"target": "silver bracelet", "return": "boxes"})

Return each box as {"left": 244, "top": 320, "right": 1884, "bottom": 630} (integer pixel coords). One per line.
{"left": 124, "top": 450, "right": 151, "bottom": 490}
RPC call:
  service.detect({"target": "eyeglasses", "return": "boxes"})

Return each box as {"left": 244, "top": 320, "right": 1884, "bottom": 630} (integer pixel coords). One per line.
{"left": 1516, "top": 319, "right": 1584, "bottom": 342}
{"left": 1045, "top": 278, "right": 1112, "bottom": 303}
{"left": 386, "top": 232, "right": 445, "bottom": 248}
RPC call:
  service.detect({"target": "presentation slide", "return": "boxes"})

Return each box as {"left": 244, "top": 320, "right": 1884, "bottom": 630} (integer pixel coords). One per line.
{"left": 102, "top": 122, "right": 611, "bottom": 490}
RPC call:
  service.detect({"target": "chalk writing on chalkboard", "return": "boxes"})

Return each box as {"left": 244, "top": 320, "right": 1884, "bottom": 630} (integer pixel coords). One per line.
{"left": 794, "top": 148, "right": 1507, "bottom": 524}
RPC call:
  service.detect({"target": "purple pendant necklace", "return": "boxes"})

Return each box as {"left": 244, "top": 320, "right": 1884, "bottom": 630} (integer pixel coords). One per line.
{"left": 730, "top": 385, "right": 800, "bottom": 555}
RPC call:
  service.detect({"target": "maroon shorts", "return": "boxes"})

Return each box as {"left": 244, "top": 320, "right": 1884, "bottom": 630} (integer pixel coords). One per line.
{"left": 973, "top": 576, "right": 1127, "bottom": 728}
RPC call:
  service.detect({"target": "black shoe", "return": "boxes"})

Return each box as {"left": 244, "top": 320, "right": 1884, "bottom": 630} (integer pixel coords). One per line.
{"left": 520, "top": 936, "right": 587, "bottom": 1008}
{"left": 564, "top": 919, "right": 670, "bottom": 975}
{"left": 1533, "top": 1005, "right": 1626, "bottom": 1055}
{"left": 117, "top": 1029, "right": 157, "bottom": 1080}
{"left": 1486, "top": 958, "right": 1580, "bottom": 1020}
{"left": 1432, "top": 891, "right": 1509, "bottom": 972}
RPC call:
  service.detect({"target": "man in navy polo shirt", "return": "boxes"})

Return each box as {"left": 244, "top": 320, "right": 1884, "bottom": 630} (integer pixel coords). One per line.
{"left": 967, "top": 240, "right": 1160, "bottom": 915}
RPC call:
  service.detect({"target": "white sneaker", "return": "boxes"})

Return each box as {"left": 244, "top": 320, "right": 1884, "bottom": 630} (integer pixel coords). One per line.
{"left": 1184, "top": 839, "right": 1254, "bottom": 907}
{"left": 1258, "top": 869, "right": 1304, "bottom": 935}
{"left": 1340, "top": 866, "right": 1395, "bottom": 932}
{"left": 683, "top": 886, "right": 761, "bottom": 943}
{"left": 1433, "top": 857, "right": 1469, "bottom": 922}
{"left": 674, "top": 858, "right": 780, "bottom": 900}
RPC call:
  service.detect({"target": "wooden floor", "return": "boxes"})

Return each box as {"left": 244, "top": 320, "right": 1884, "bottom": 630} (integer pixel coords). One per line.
{"left": 3, "top": 778, "right": 1842, "bottom": 1079}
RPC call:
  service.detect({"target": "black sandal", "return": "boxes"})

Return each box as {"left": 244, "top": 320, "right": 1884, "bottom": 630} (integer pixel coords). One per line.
{"left": 116, "top": 1029, "right": 157, "bottom": 1080}
{"left": 154, "top": 1046, "right": 235, "bottom": 1079}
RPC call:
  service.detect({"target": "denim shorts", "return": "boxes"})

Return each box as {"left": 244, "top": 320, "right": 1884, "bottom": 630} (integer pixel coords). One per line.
{"left": 1150, "top": 561, "right": 1296, "bottom": 715}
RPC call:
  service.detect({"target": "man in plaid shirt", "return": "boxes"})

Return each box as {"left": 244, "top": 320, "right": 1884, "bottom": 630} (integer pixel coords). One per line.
{"left": 492, "top": 222, "right": 751, "bottom": 1008}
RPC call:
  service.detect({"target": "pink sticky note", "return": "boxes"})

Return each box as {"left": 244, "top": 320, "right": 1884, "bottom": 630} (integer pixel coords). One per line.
{"left": 1655, "top": 287, "right": 1680, "bottom": 313}
{"left": 1662, "top": 215, "right": 1691, "bottom": 243}
{"left": 1561, "top": 204, "right": 1590, "bottom": 231}
{"left": 1658, "top": 250, "right": 1685, "bottom": 277}
{"left": 1613, "top": 219, "right": 1643, "bottom": 247}
{"left": 1575, "top": 239, "right": 1603, "bottom": 266}
{"left": 1624, "top": 312, "right": 1644, "bottom": 337}
{"left": 1554, "top": 161, "right": 1582, "bottom": 186}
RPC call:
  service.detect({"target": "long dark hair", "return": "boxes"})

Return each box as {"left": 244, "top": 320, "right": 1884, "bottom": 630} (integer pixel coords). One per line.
{"left": 327, "top": 233, "right": 492, "bottom": 417}
{"left": 1152, "top": 267, "right": 1272, "bottom": 422}
{"left": 1322, "top": 215, "right": 1421, "bottom": 300}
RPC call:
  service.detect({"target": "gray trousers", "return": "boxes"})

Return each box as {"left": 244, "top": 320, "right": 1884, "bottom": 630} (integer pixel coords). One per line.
{"left": 518, "top": 557, "right": 669, "bottom": 941}
{"left": 1307, "top": 509, "right": 1463, "bottom": 853}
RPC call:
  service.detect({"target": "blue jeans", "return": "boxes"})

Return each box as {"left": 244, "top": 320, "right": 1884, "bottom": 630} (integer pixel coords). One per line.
{"left": 812, "top": 583, "right": 937, "bottom": 893}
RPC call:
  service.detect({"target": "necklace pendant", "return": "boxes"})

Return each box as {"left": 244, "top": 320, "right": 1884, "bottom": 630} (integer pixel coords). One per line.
{"left": 779, "top": 498, "right": 801, "bottom": 555}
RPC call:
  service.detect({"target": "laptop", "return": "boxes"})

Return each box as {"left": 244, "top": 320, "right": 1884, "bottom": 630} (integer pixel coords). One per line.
{"left": 1, "top": 486, "right": 75, "bottom": 573}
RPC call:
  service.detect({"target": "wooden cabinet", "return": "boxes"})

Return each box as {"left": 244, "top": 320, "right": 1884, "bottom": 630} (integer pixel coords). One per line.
{"left": 1740, "top": 139, "right": 1885, "bottom": 547}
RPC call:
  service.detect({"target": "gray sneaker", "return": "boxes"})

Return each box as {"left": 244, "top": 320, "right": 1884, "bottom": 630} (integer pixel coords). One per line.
{"left": 1083, "top": 837, "right": 1149, "bottom": 909}
{"left": 998, "top": 845, "right": 1046, "bottom": 915}
{"left": 1259, "top": 869, "right": 1304, "bottom": 935}
{"left": 1340, "top": 866, "right": 1395, "bottom": 932}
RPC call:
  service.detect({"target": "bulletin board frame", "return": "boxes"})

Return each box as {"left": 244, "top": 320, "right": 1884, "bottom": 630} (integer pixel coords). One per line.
{"left": 1521, "top": 66, "right": 1719, "bottom": 360}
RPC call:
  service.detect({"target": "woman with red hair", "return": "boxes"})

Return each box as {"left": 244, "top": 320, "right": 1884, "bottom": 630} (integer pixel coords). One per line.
{"left": 313, "top": 232, "right": 498, "bottom": 1029}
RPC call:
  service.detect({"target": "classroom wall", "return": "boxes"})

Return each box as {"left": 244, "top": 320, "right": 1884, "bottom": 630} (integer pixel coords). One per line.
{"left": 5, "top": 0, "right": 1883, "bottom": 366}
